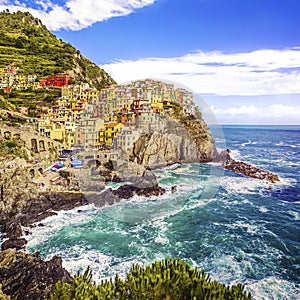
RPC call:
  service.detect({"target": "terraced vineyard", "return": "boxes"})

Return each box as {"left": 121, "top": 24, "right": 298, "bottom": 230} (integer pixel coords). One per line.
{"left": 0, "top": 11, "right": 115, "bottom": 89}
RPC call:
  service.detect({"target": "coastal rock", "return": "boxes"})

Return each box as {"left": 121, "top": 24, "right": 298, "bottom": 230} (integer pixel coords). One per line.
{"left": 129, "top": 114, "right": 216, "bottom": 169}
{"left": 218, "top": 149, "right": 280, "bottom": 183}
{"left": 0, "top": 249, "right": 72, "bottom": 300}
{"left": 1, "top": 238, "right": 27, "bottom": 251}
{"left": 0, "top": 176, "right": 87, "bottom": 249}
{"left": 89, "top": 183, "right": 166, "bottom": 208}
{"left": 130, "top": 133, "right": 180, "bottom": 168}
{"left": 88, "top": 172, "right": 165, "bottom": 208}
{"left": 88, "top": 188, "right": 121, "bottom": 207}
{"left": 73, "top": 168, "right": 106, "bottom": 191}
{"left": 0, "top": 168, "right": 39, "bottom": 222}
{"left": 116, "top": 161, "right": 151, "bottom": 181}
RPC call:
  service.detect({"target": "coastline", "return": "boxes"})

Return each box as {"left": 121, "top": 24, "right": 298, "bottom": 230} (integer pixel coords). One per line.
{"left": 0, "top": 150, "right": 280, "bottom": 251}
{"left": 0, "top": 131, "right": 282, "bottom": 299}
{"left": 0, "top": 175, "right": 165, "bottom": 299}
{"left": 0, "top": 138, "right": 282, "bottom": 249}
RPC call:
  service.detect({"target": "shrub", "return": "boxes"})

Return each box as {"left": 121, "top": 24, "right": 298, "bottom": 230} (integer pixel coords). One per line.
{"left": 50, "top": 258, "right": 251, "bottom": 300}
{"left": 103, "top": 159, "right": 114, "bottom": 171}
{"left": 5, "top": 139, "right": 18, "bottom": 148}
{"left": 59, "top": 170, "right": 70, "bottom": 179}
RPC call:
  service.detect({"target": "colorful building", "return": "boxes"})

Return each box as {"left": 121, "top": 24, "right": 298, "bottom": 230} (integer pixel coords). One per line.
{"left": 40, "top": 73, "right": 75, "bottom": 87}
{"left": 75, "top": 118, "right": 104, "bottom": 150}
{"left": 113, "top": 127, "right": 140, "bottom": 153}
{"left": 105, "top": 122, "right": 124, "bottom": 147}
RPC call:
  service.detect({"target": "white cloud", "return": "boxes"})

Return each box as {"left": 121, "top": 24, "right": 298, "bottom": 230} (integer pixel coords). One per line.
{"left": 102, "top": 48, "right": 300, "bottom": 96}
{"left": 209, "top": 104, "right": 300, "bottom": 124}
{"left": 268, "top": 104, "right": 300, "bottom": 117}
{"left": 0, "top": 0, "right": 156, "bottom": 30}
{"left": 212, "top": 105, "right": 259, "bottom": 116}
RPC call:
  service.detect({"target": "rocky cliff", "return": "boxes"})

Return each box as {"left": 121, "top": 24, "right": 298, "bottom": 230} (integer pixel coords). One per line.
{"left": 0, "top": 160, "right": 165, "bottom": 251}
{"left": 129, "top": 107, "right": 216, "bottom": 169}
{"left": 0, "top": 249, "right": 72, "bottom": 300}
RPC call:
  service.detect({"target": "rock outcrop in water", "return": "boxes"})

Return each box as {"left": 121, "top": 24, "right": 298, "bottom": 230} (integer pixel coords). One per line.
{"left": 217, "top": 149, "right": 279, "bottom": 183}
{"left": 128, "top": 103, "right": 279, "bottom": 183}
{"left": 0, "top": 249, "right": 72, "bottom": 300}
{"left": 1, "top": 190, "right": 88, "bottom": 250}
{"left": 88, "top": 167, "right": 165, "bottom": 208}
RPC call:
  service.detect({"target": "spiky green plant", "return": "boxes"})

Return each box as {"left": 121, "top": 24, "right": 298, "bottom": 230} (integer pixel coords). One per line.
{"left": 50, "top": 258, "right": 251, "bottom": 300}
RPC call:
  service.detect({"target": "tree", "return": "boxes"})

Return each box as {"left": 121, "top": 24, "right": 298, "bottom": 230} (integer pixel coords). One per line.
{"left": 50, "top": 258, "right": 252, "bottom": 300}
{"left": 44, "top": 95, "right": 54, "bottom": 103}
{"left": 15, "top": 37, "right": 24, "bottom": 48}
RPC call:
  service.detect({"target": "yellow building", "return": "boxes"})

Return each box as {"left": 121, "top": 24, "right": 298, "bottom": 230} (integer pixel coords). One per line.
{"left": 87, "top": 88, "right": 99, "bottom": 105}
{"left": 116, "top": 96, "right": 133, "bottom": 114}
{"left": 57, "top": 97, "right": 70, "bottom": 109}
{"left": 50, "top": 123, "right": 65, "bottom": 143}
{"left": 151, "top": 93, "right": 163, "bottom": 104}
{"left": 80, "top": 88, "right": 99, "bottom": 103}
{"left": 61, "top": 85, "right": 76, "bottom": 101}
{"left": 38, "top": 115, "right": 52, "bottom": 138}
{"left": 105, "top": 122, "right": 123, "bottom": 147}
{"left": 150, "top": 102, "right": 163, "bottom": 113}
{"left": 107, "top": 86, "right": 116, "bottom": 100}
{"left": 99, "top": 127, "right": 106, "bottom": 147}
{"left": 64, "top": 122, "right": 77, "bottom": 147}
{"left": 105, "top": 114, "right": 118, "bottom": 123}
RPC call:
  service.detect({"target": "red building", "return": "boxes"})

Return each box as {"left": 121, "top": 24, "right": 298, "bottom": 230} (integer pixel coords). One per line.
{"left": 40, "top": 73, "right": 75, "bottom": 87}
{"left": 3, "top": 86, "right": 10, "bottom": 93}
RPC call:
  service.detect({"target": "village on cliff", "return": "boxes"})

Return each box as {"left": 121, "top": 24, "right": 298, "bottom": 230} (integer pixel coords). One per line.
{"left": 1, "top": 65, "right": 196, "bottom": 148}
{"left": 1, "top": 65, "right": 280, "bottom": 190}
{"left": 0, "top": 66, "right": 199, "bottom": 180}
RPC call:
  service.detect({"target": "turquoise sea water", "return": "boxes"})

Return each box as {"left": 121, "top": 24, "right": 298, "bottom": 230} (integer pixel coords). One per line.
{"left": 26, "top": 125, "right": 300, "bottom": 299}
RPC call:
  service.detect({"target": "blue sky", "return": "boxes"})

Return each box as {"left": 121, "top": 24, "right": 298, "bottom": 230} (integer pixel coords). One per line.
{"left": 2, "top": 0, "right": 300, "bottom": 124}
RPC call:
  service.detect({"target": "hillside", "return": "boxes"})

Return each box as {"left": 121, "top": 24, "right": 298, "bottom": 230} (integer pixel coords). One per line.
{"left": 0, "top": 11, "right": 115, "bottom": 90}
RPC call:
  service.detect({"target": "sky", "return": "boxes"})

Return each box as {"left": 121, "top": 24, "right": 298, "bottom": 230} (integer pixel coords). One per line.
{"left": 1, "top": 0, "right": 300, "bottom": 125}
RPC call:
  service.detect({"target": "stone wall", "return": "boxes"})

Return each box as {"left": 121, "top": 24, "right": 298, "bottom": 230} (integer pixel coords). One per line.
{"left": 0, "top": 124, "right": 63, "bottom": 153}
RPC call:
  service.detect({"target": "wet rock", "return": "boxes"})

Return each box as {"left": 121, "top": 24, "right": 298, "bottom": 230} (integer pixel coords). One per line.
{"left": 0, "top": 249, "right": 72, "bottom": 300}
{"left": 89, "top": 188, "right": 121, "bottom": 208}
{"left": 1, "top": 238, "right": 27, "bottom": 251}
{"left": 89, "top": 177, "right": 166, "bottom": 208}
{"left": 217, "top": 149, "right": 280, "bottom": 183}
{"left": 171, "top": 185, "right": 177, "bottom": 194}
{"left": 0, "top": 191, "right": 87, "bottom": 249}
{"left": 3, "top": 222, "right": 22, "bottom": 239}
{"left": 112, "top": 182, "right": 165, "bottom": 200}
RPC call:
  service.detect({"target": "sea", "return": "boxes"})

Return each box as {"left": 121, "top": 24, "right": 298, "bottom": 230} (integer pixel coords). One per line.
{"left": 25, "top": 125, "right": 300, "bottom": 300}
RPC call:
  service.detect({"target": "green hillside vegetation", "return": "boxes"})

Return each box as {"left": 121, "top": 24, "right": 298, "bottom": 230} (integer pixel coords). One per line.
{"left": 0, "top": 94, "right": 16, "bottom": 110}
{"left": 0, "top": 10, "right": 115, "bottom": 89}
{"left": 0, "top": 87, "right": 60, "bottom": 116}
{"left": 50, "top": 258, "right": 251, "bottom": 300}
{"left": 0, "top": 138, "right": 28, "bottom": 159}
